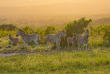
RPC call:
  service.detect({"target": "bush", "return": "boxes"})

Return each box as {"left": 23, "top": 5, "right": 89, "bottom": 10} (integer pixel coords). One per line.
{"left": 90, "top": 24, "right": 110, "bottom": 46}
{"left": 65, "top": 17, "right": 92, "bottom": 37}
{"left": 0, "top": 30, "right": 17, "bottom": 38}
{"left": 45, "top": 26, "right": 57, "bottom": 36}
{"left": 60, "top": 18, "right": 92, "bottom": 48}
{"left": 22, "top": 26, "right": 34, "bottom": 34}
{"left": 0, "top": 24, "right": 17, "bottom": 31}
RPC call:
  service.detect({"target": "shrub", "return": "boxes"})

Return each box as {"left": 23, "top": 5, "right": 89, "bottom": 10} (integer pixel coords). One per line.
{"left": 65, "top": 17, "right": 92, "bottom": 37}
{"left": 22, "top": 26, "right": 34, "bottom": 34}
{"left": 90, "top": 24, "right": 110, "bottom": 46}
{"left": 0, "top": 24, "right": 17, "bottom": 31}
{"left": 0, "top": 30, "right": 17, "bottom": 38}
{"left": 45, "top": 26, "right": 57, "bottom": 36}
{"left": 61, "top": 18, "right": 92, "bottom": 48}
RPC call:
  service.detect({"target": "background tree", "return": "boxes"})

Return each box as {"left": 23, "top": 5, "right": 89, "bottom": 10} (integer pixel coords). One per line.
{"left": 65, "top": 17, "right": 92, "bottom": 37}
{"left": 0, "top": 24, "right": 17, "bottom": 31}
{"left": 60, "top": 17, "right": 92, "bottom": 48}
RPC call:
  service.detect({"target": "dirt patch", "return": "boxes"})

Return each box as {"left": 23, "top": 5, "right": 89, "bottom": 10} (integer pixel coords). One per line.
{"left": 0, "top": 52, "right": 37, "bottom": 57}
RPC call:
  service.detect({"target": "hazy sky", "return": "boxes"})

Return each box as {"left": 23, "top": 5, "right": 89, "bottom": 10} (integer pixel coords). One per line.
{"left": 0, "top": 0, "right": 110, "bottom": 16}
{"left": 0, "top": 0, "right": 110, "bottom": 7}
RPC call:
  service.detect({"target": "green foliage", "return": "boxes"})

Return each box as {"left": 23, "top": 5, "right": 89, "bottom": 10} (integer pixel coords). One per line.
{"left": 90, "top": 24, "right": 110, "bottom": 46}
{"left": 0, "top": 24, "right": 17, "bottom": 31}
{"left": 45, "top": 26, "right": 57, "bottom": 36}
{"left": 65, "top": 17, "right": 92, "bottom": 37}
{"left": 0, "top": 24, "right": 17, "bottom": 38}
{"left": 0, "top": 30, "right": 17, "bottom": 38}
{"left": 61, "top": 18, "right": 92, "bottom": 48}
{"left": 22, "top": 26, "right": 34, "bottom": 34}
{"left": 34, "top": 29, "right": 45, "bottom": 40}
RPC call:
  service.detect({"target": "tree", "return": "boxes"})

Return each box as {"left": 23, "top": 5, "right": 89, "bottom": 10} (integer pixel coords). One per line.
{"left": 65, "top": 17, "right": 92, "bottom": 37}
{"left": 61, "top": 17, "right": 92, "bottom": 48}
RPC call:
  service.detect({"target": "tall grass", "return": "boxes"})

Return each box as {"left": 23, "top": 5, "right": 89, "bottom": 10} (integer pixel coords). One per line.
{"left": 0, "top": 49, "right": 110, "bottom": 73}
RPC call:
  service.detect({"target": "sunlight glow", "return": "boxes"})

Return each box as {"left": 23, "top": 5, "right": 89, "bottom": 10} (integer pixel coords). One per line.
{"left": 29, "top": 0, "right": 33, "bottom": 2}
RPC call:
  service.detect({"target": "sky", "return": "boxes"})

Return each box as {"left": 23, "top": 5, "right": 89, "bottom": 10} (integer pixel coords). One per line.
{"left": 0, "top": 0, "right": 110, "bottom": 16}
{"left": 0, "top": 0, "right": 110, "bottom": 7}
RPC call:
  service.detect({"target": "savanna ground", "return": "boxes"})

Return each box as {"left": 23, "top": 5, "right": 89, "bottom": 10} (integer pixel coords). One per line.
{"left": 0, "top": 37, "right": 110, "bottom": 74}
{"left": 0, "top": 17, "right": 110, "bottom": 74}
{"left": 0, "top": 45, "right": 110, "bottom": 74}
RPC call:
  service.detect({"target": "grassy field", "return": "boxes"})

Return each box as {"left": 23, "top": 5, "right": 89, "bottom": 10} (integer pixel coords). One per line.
{"left": 0, "top": 47, "right": 110, "bottom": 74}
{"left": 0, "top": 36, "right": 110, "bottom": 73}
{"left": 0, "top": 17, "right": 110, "bottom": 73}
